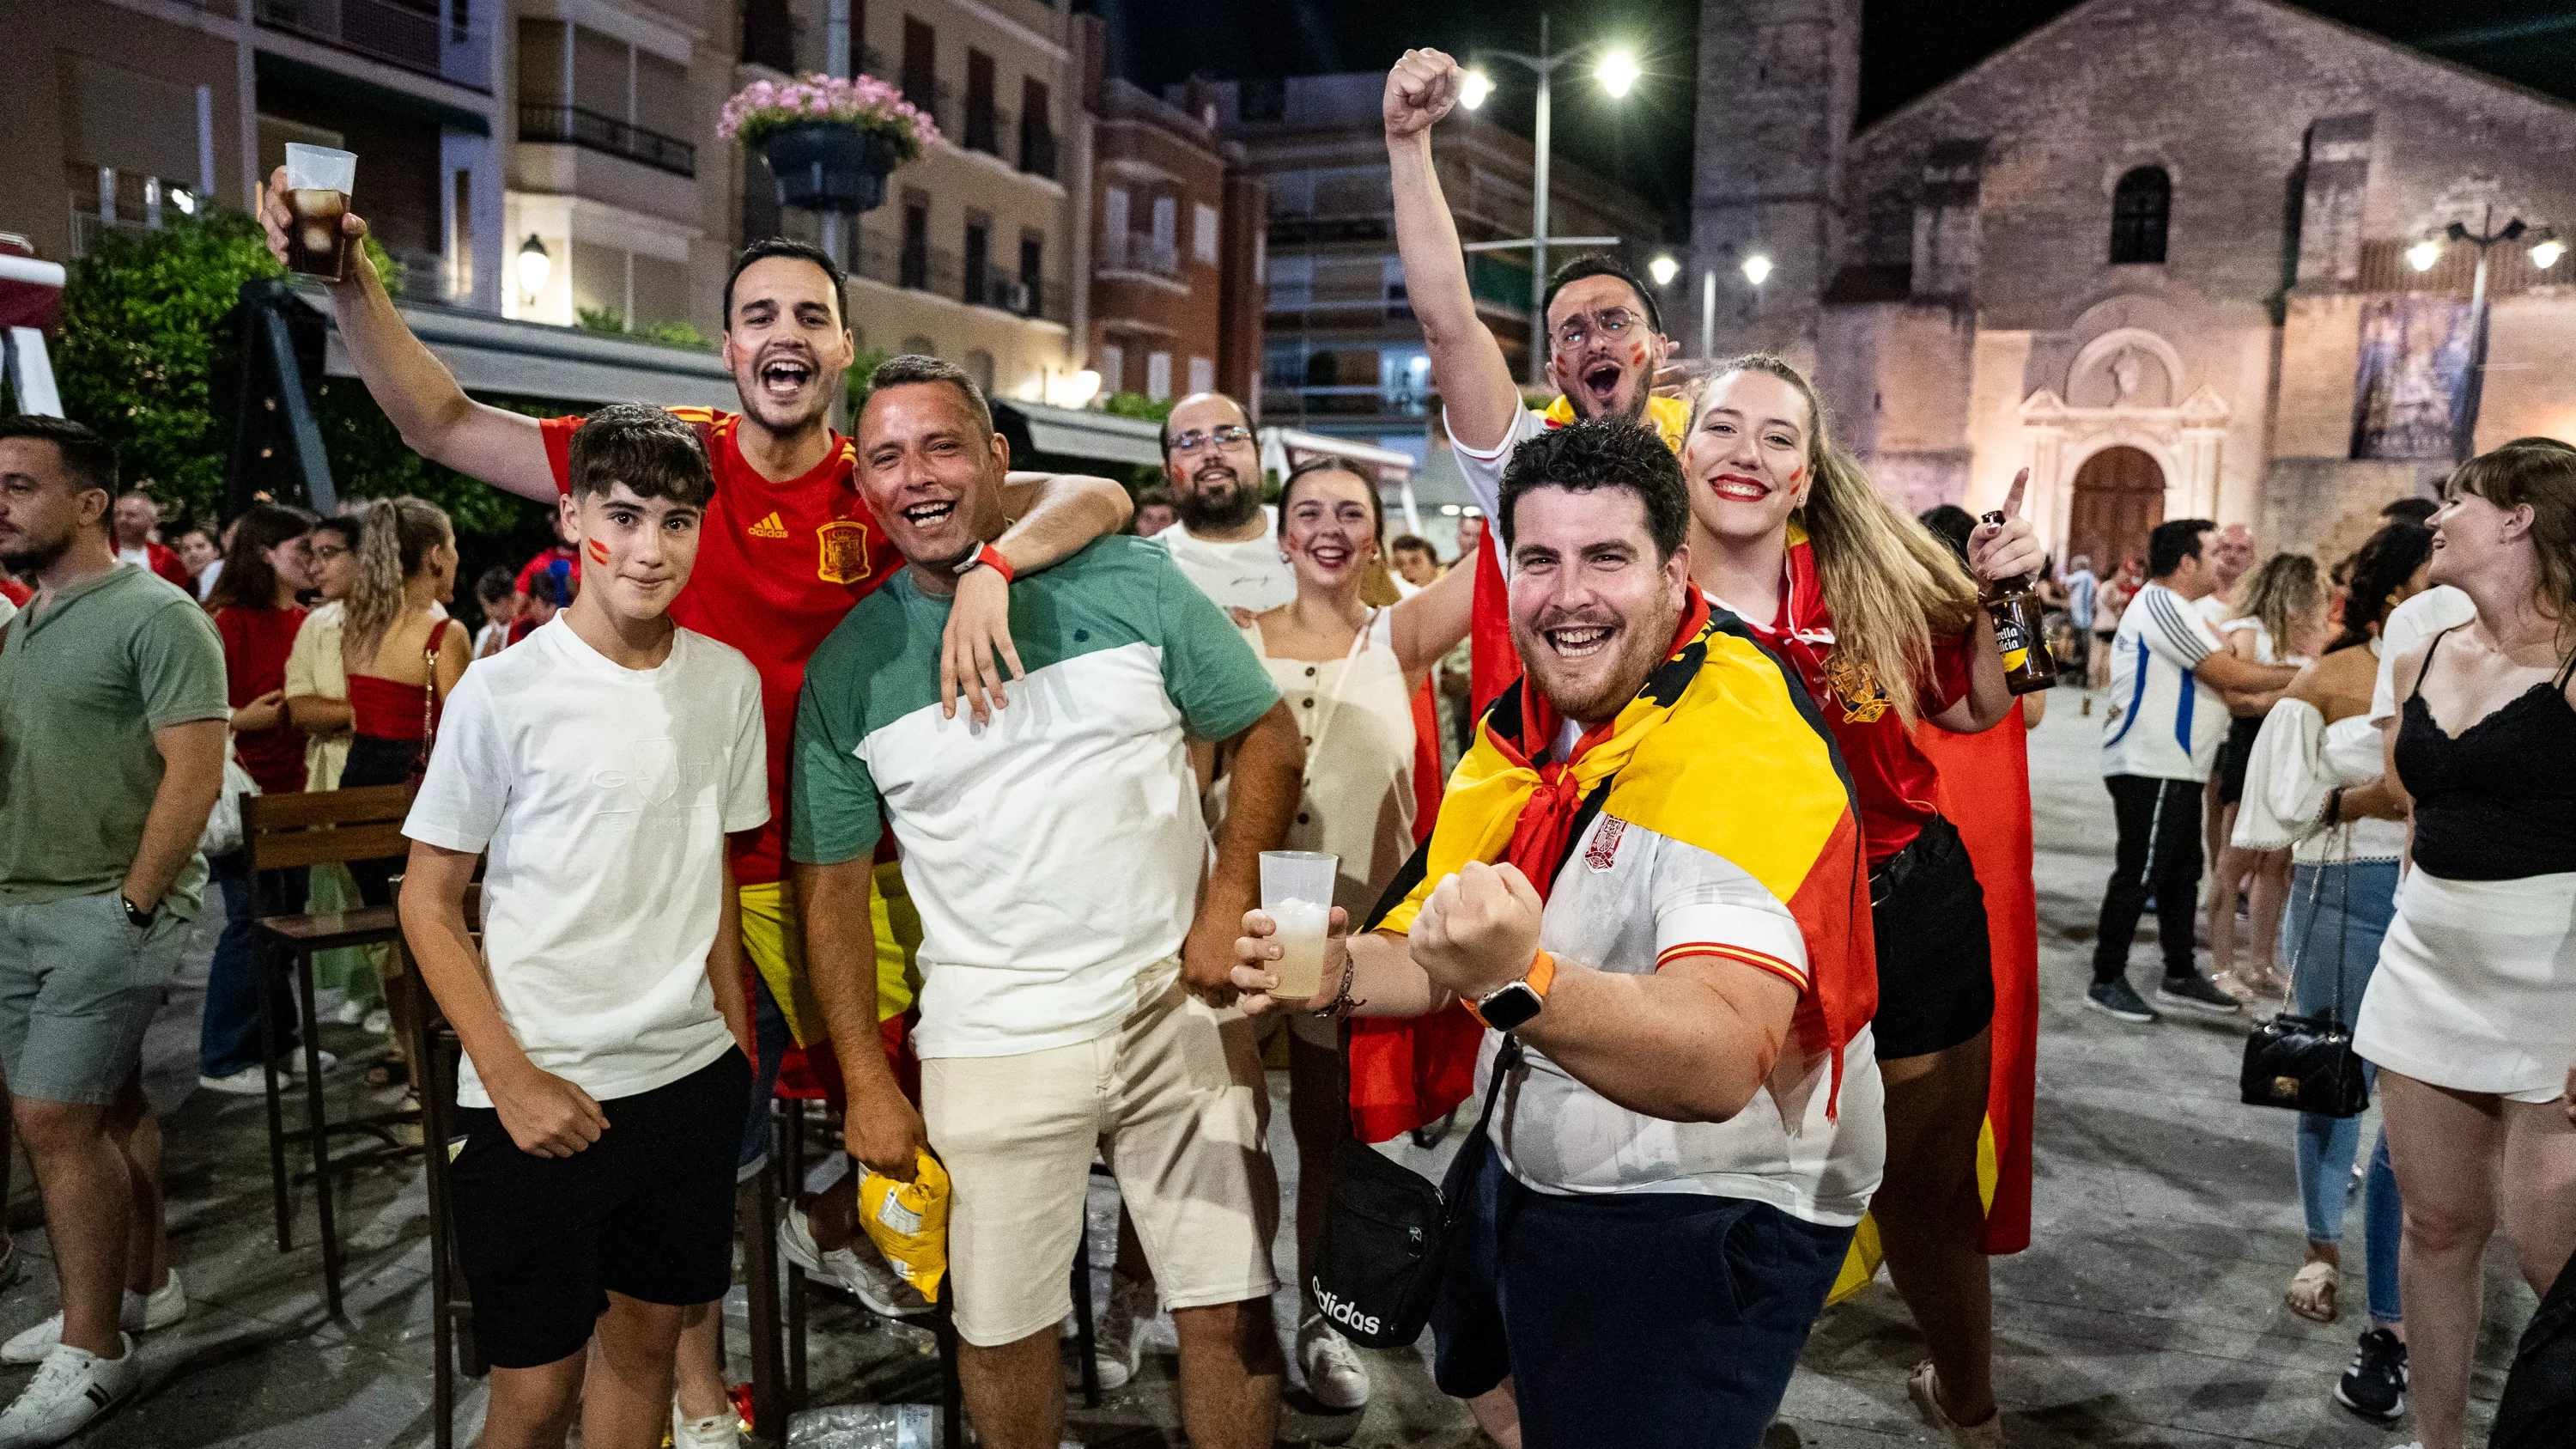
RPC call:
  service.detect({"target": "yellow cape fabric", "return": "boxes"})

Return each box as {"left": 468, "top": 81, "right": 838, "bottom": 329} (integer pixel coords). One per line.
{"left": 1540, "top": 393, "right": 1692, "bottom": 453}
{"left": 736, "top": 865, "right": 921, "bottom": 1046}
{"left": 1380, "top": 616, "right": 1849, "bottom": 943}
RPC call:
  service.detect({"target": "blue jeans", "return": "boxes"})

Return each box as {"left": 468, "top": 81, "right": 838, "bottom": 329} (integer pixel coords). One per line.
{"left": 1433, "top": 1147, "right": 1854, "bottom": 1448}
{"left": 736, "top": 971, "right": 793, "bottom": 1178}
{"left": 198, "top": 851, "right": 309, "bottom": 1079}
{"left": 2286, "top": 858, "right": 2403, "bottom": 1324}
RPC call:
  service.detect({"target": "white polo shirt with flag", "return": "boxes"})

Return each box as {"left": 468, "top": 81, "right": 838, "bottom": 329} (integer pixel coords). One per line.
{"left": 2099, "top": 581, "right": 2229, "bottom": 782}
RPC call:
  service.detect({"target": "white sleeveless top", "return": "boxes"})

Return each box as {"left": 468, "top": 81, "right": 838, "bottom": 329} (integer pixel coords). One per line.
{"left": 1245, "top": 608, "right": 1419, "bottom": 916}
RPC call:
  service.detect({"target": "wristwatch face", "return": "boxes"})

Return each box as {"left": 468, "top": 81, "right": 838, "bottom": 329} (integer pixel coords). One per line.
{"left": 1478, "top": 982, "right": 1542, "bottom": 1032}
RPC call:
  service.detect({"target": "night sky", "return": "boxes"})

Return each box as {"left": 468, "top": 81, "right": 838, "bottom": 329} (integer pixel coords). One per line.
{"left": 1076, "top": 0, "right": 2576, "bottom": 242}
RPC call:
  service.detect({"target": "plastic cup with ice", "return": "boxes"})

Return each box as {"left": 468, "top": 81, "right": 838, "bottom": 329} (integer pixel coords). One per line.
{"left": 1260, "top": 851, "right": 1340, "bottom": 1001}
{"left": 283, "top": 143, "right": 357, "bottom": 281}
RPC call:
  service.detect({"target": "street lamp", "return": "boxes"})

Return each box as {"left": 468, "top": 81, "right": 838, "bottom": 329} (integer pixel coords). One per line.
{"left": 1741, "top": 253, "right": 1774, "bottom": 287}
{"left": 2406, "top": 238, "right": 2443, "bottom": 272}
{"left": 2429, "top": 206, "right": 2527, "bottom": 461}
{"left": 2531, "top": 231, "right": 2565, "bottom": 271}
{"left": 1468, "top": 18, "right": 1640, "bottom": 382}
{"left": 516, "top": 234, "right": 552, "bottom": 301}
{"left": 1648, "top": 254, "right": 1679, "bottom": 287}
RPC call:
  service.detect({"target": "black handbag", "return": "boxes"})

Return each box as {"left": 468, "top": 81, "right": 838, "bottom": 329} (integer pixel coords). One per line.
{"left": 2239, "top": 839, "right": 2369, "bottom": 1118}
{"left": 1309, "top": 1034, "right": 1519, "bottom": 1350}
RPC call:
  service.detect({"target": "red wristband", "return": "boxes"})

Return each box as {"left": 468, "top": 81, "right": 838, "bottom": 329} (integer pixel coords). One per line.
{"left": 975, "top": 542, "right": 1014, "bottom": 583}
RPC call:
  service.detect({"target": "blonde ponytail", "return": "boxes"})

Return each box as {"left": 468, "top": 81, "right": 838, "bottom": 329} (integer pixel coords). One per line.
{"left": 1695, "top": 356, "right": 1980, "bottom": 723}
{"left": 342, "top": 496, "right": 454, "bottom": 669}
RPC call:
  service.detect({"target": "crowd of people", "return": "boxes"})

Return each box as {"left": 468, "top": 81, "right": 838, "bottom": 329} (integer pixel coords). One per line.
{"left": 0, "top": 41, "right": 2568, "bottom": 1449}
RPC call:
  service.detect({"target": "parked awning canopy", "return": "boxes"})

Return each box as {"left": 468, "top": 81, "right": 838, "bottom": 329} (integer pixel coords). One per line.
{"left": 993, "top": 399, "right": 1163, "bottom": 468}
{"left": 298, "top": 288, "right": 738, "bottom": 411}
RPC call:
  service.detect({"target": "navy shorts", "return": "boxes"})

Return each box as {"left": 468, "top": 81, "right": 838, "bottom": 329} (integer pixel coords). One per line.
{"left": 1431, "top": 1148, "right": 1854, "bottom": 1449}
{"left": 449, "top": 1049, "right": 750, "bottom": 1368}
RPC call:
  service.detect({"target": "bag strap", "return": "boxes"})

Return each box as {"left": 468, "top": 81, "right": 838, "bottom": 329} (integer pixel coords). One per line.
{"left": 1437, "top": 1035, "right": 1524, "bottom": 1231}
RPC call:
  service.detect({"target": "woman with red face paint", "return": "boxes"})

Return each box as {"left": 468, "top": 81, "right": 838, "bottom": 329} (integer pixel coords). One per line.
{"left": 338, "top": 496, "right": 471, "bottom": 906}
{"left": 1680, "top": 355, "right": 2044, "bottom": 1446}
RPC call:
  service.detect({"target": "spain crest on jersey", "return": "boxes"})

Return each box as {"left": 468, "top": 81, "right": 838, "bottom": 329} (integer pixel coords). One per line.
{"left": 817, "top": 519, "right": 873, "bottom": 584}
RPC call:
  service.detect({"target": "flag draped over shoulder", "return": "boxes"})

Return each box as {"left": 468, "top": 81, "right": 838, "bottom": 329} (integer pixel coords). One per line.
{"left": 1921, "top": 705, "right": 2039, "bottom": 1255}
{"left": 1346, "top": 595, "right": 1877, "bottom": 1138}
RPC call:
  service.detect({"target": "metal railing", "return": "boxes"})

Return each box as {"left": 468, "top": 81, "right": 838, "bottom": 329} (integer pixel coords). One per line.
{"left": 963, "top": 101, "right": 1008, "bottom": 160}
{"left": 1098, "top": 230, "right": 1182, "bottom": 280}
{"left": 852, "top": 232, "right": 1066, "bottom": 322}
{"left": 253, "top": 0, "right": 489, "bottom": 89}
{"left": 519, "top": 103, "right": 696, "bottom": 177}
{"left": 1018, "top": 120, "right": 1058, "bottom": 180}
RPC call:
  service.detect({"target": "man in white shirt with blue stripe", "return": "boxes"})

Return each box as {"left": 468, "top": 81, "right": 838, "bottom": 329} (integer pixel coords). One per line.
{"left": 2088, "top": 519, "right": 2301, "bottom": 1023}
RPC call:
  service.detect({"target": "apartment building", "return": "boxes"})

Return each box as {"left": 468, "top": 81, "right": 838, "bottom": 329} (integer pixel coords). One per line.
{"left": 1072, "top": 17, "right": 1264, "bottom": 411}
{"left": 1191, "top": 72, "right": 1666, "bottom": 461}
{"left": 739, "top": 0, "right": 1081, "bottom": 407}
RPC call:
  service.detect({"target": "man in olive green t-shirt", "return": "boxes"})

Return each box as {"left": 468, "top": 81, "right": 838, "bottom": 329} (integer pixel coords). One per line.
{"left": 0, "top": 417, "right": 226, "bottom": 1446}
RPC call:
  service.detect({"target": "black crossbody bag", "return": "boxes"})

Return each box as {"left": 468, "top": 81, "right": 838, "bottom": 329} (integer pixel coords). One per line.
{"left": 2239, "top": 837, "right": 2369, "bottom": 1118}
{"left": 1309, "top": 1032, "right": 1518, "bottom": 1349}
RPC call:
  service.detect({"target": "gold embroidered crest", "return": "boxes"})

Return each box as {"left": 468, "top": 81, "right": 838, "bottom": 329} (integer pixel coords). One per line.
{"left": 816, "top": 519, "right": 873, "bottom": 584}
{"left": 1826, "top": 650, "right": 1890, "bottom": 724}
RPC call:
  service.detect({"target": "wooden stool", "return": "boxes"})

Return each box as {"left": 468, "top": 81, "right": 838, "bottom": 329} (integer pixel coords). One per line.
{"left": 386, "top": 919, "right": 485, "bottom": 1449}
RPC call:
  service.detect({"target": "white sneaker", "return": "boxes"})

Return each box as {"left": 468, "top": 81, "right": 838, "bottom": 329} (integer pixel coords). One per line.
{"left": 671, "top": 1395, "right": 739, "bottom": 1448}
{"left": 1908, "top": 1360, "right": 2002, "bottom": 1446}
{"left": 777, "top": 1202, "right": 928, "bottom": 1318}
{"left": 0, "top": 1336, "right": 139, "bottom": 1447}
{"left": 3, "top": 1272, "right": 187, "bottom": 1365}
{"left": 197, "top": 1052, "right": 338, "bottom": 1096}
{"left": 1091, "top": 1274, "right": 1152, "bottom": 1391}
{"left": 1296, "top": 1313, "right": 1371, "bottom": 1410}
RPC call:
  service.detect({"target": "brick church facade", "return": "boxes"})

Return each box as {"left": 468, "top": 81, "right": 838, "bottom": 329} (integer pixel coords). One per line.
{"left": 1694, "top": 0, "right": 2576, "bottom": 571}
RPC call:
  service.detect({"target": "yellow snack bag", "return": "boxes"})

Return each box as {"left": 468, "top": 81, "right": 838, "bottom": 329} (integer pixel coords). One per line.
{"left": 857, "top": 1149, "right": 951, "bottom": 1304}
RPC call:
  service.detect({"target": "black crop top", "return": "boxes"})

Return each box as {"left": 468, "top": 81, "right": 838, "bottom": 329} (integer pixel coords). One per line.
{"left": 2393, "top": 628, "right": 2576, "bottom": 881}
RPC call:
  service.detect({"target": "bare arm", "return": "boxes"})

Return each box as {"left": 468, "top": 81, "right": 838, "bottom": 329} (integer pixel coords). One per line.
{"left": 796, "top": 857, "right": 927, "bottom": 1179}
{"left": 285, "top": 696, "right": 354, "bottom": 736}
{"left": 1384, "top": 51, "right": 1525, "bottom": 453}
{"left": 937, "top": 470, "right": 1137, "bottom": 724}
{"left": 398, "top": 841, "right": 609, "bottom": 1155}
{"left": 1389, "top": 548, "right": 1479, "bottom": 676}
{"left": 259, "top": 167, "right": 555, "bottom": 502}
{"left": 708, "top": 854, "right": 753, "bottom": 1062}
{"left": 1183, "top": 701, "right": 1305, "bottom": 1005}
{"left": 1512, "top": 955, "right": 1799, "bottom": 1123}
{"left": 2194, "top": 649, "right": 2301, "bottom": 696}
{"left": 1934, "top": 470, "right": 2048, "bottom": 734}
{"left": 124, "top": 720, "right": 226, "bottom": 911}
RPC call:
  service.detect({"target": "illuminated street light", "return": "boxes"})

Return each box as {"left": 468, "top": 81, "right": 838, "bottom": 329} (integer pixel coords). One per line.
{"left": 1649, "top": 254, "right": 1679, "bottom": 286}
{"left": 516, "top": 234, "right": 553, "bottom": 297}
{"left": 1458, "top": 70, "right": 1493, "bottom": 109}
{"left": 1742, "top": 253, "right": 1774, "bottom": 287}
{"left": 2406, "top": 238, "right": 2442, "bottom": 272}
{"left": 1595, "top": 49, "right": 1640, "bottom": 99}
{"left": 170, "top": 188, "right": 196, "bottom": 216}
{"left": 2532, "top": 233, "right": 2565, "bottom": 271}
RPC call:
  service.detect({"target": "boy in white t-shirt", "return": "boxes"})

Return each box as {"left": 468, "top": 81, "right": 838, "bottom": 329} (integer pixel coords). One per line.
{"left": 398, "top": 404, "right": 767, "bottom": 1449}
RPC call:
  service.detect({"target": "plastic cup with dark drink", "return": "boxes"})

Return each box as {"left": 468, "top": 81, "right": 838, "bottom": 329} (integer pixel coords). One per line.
{"left": 283, "top": 143, "right": 357, "bottom": 282}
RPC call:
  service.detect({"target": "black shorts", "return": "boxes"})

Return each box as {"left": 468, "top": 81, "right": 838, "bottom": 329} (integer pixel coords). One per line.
{"left": 2217, "top": 715, "right": 2264, "bottom": 807}
{"left": 1868, "top": 814, "right": 1995, "bottom": 1061}
{"left": 448, "top": 1049, "right": 750, "bottom": 1368}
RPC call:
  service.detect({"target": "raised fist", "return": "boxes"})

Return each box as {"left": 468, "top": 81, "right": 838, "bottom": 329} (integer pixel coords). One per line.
{"left": 1385, "top": 48, "right": 1465, "bottom": 141}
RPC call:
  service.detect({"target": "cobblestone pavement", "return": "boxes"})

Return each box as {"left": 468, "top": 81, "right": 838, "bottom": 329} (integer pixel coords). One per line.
{"left": 15, "top": 691, "right": 2530, "bottom": 1446}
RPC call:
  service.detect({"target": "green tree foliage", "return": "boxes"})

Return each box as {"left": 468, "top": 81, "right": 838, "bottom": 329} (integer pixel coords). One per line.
{"left": 52, "top": 210, "right": 546, "bottom": 541}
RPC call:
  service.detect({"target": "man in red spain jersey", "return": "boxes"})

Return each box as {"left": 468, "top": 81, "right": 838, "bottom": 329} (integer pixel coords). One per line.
{"left": 264, "top": 178, "right": 1131, "bottom": 1443}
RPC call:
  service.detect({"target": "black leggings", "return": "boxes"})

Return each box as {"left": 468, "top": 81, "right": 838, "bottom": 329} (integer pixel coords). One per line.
{"left": 341, "top": 734, "right": 423, "bottom": 907}
{"left": 2093, "top": 773, "right": 2205, "bottom": 983}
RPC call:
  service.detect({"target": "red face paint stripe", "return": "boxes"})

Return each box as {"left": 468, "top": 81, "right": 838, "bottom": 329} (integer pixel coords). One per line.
{"left": 586, "top": 539, "right": 611, "bottom": 563}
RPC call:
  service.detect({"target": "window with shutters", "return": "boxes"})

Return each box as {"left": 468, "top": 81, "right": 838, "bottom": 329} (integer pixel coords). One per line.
{"left": 1147, "top": 351, "right": 1173, "bottom": 401}
{"left": 1194, "top": 203, "right": 1220, "bottom": 264}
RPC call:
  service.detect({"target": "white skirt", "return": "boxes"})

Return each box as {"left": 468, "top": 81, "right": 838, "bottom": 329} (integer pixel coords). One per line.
{"left": 2354, "top": 868, "right": 2576, "bottom": 1102}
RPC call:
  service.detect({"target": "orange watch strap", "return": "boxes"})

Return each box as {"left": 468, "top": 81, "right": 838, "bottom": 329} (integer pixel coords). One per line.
{"left": 1464, "top": 950, "right": 1554, "bottom": 1028}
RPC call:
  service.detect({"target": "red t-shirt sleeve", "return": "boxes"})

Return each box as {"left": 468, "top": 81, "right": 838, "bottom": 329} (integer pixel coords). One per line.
{"left": 538, "top": 414, "right": 582, "bottom": 496}
{"left": 148, "top": 544, "right": 194, "bottom": 591}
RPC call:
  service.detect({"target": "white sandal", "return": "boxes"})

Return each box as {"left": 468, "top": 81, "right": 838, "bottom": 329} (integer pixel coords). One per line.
{"left": 2286, "top": 1259, "right": 2339, "bottom": 1323}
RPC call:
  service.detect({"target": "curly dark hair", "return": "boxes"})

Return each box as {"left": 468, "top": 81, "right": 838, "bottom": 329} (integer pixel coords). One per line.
{"left": 568, "top": 403, "right": 714, "bottom": 506}
{"left": 2329, "top": 521, "right": 2433, "bottom": 652}
{"left": 1495, "top": 417, "right": 1688, "bottom": 560}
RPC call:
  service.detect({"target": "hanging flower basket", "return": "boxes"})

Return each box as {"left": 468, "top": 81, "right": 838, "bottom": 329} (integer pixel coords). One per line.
{"left": 720, "top": 74, "right": 941, "bottom": 216}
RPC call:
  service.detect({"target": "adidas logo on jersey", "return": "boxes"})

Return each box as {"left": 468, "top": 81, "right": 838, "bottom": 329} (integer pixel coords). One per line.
{"left": 747, "top": 512, "right": 790, "bottom": 539}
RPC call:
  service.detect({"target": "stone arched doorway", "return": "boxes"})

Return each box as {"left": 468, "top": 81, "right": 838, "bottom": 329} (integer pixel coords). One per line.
{"left": 2068, "top": 446, "right": 2165, "bottom": 574}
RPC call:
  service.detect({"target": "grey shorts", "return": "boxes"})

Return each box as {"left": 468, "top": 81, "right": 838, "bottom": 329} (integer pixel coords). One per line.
{"left": 0, "top": 891, "right": 190, "bottom": 1106}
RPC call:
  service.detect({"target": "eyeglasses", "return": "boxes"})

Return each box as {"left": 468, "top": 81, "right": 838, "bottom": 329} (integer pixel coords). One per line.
{"left": 1553, "top": 307, "right": 1641, "bottom": 350}
{"left": 1168, "top": 425, "right": 1254, "bottom": 456}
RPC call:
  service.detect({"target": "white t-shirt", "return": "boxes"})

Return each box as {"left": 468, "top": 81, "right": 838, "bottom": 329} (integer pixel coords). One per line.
{"left": 2369, "top": 585, "right": 2476, "bottom": 728}
{"left": 2100, "top": 581, "right": 2229, "bottom": 782}
{"left": 1479, "top": 810, "right": 1886, "bottom": 1227}
{"left": 117, "top": 545, "right": 154, "bottom": 571}
{"left": 1444, "top": 405, "right": 1546, "bottom": 522}
{"left": 404, "top": 618, "right": 769, "bottom": 1106}
{"left": 1151, "top": 509, "right": 1296, "bottom": 613}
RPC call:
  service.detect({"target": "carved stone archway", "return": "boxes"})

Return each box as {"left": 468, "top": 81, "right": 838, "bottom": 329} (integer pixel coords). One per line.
{"left": 2020, "top": 384, "right": 2229, "bottom": 566}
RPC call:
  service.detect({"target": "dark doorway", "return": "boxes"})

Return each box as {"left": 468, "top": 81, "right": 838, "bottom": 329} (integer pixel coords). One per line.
{"left": 2067, "top": 445, "right": 2166, "bottom": 576}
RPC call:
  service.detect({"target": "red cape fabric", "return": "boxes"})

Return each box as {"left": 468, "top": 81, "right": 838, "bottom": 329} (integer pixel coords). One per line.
{"left": 1918, "top": 708, "right": 2039, "bottom": 1255}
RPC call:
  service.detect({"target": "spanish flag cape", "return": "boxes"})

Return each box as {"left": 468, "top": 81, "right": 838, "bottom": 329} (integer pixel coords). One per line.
{"left": 1348, "top": 593, "right": 1878, "bottom": 1131}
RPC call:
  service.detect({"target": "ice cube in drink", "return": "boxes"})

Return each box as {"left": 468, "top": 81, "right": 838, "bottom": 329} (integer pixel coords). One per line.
{"left": 286, "top": 188, "right": 349, "bottom": 281}
{"left": 1270, "top": 897, "right": 1332, "bottom": 1000}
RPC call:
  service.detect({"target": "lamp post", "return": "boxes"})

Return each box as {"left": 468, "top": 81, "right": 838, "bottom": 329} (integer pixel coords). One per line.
{"left": 2424, "top": 205, "right": 2526, "bottom": 462}
{"left": 1460, "top": 18, "right": 1639, "bottom": 384}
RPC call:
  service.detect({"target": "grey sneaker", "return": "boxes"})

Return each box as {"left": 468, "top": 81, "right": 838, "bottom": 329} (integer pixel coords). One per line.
{"left": 2156, "top": 972, "right": 2243, "bottom": 1018}
{"left": 1091, "top": 1274, "right": 1153, "bottom": 1391}
{"left": 2085, "top": 978, "right": 2157, "bottom": 1023}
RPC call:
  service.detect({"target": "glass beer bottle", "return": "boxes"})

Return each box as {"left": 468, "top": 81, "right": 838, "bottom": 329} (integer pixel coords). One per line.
{"left": 1980, "top": 510, "right": 2057, "bottom": 694}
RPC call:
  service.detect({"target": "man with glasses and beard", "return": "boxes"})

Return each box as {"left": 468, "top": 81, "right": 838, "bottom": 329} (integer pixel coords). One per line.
{"left": 1151, "top": 393, "right": 1295, "bottom": 614}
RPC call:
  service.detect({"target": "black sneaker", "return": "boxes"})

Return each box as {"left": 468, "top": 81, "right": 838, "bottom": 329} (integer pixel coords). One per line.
{"left": 2156, "top": 971, "right": 2243, "bottom": 1017}
{"left": 2085, "top": 978, "right": 2157, "bottom": 1023}
{"left": 2335, "top": 1326, "right": 2406, "bottom": 1422}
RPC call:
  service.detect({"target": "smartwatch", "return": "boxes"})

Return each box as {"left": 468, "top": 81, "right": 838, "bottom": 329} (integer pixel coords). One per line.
{"left": 1467, "top": 951, "right": 1556, "bottom": 1032}
{"left": 121, "top": 895, "right": 158, "bottom": 930}
{"left": 951, "top": 542, "right": 1015, "bottom": 584}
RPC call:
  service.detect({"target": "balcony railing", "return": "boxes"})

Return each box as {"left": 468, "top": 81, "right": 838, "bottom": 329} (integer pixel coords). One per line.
{"left": 519, "top": 104, "right": 696, "bottom": 178}
{"left": 253, "top": 0, "right": 489, "bottom": 89}
{"left": 1098, "top": 230, "right": 1181, "bottom": 281}
{"left": 963, "top": 101, "right": 1005, "bottom": 160}
{"left": 1018, "top": 120, "right": 1057, "bottom": 180}
{"left": 852, "top": 231, "right": 1067, "bottom": 323}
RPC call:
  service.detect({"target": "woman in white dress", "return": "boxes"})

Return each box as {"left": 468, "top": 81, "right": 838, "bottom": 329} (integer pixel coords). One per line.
{"left": 2205, "top": 552, "right": 2328, "bottom": 1001}
{"left": 2359, "top": 441, "right": 2576, "bottom": 1449}
{"left": 1229, "top": 457, "right": 1473, "bottom": 1409}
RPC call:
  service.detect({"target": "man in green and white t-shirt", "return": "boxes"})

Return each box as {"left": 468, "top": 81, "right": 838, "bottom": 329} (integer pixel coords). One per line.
{"left": 791, "top": 356, "right": 1305, "bottom": 1449}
